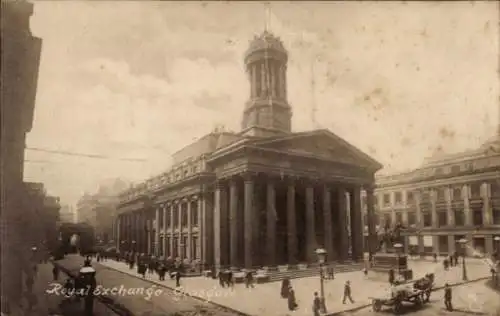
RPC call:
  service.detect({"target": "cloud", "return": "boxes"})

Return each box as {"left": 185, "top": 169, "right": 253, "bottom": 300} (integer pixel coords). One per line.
{"left": 26, "top": 1, "right": 499, "bottom": 205}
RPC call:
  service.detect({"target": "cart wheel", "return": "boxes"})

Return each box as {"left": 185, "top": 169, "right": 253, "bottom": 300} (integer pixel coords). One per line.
{"left": 372, "top": 300, "right": 382, "bottom": 312}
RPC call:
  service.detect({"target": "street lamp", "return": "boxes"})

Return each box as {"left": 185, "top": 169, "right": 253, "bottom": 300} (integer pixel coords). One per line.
{"left": 494, "top": 236, "right": 500, "bottom": 286}
{"left": 315, "top": 248, "right": 327, "bottom": 313}
{"left": 458, "top": 238, "right": 468, "bottom": 281}
{"left": 393, "top": 243, "right": 403, "bottom": 279}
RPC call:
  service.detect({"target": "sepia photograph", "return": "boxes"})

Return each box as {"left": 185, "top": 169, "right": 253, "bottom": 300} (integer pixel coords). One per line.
{"left": 1, "top": 1, "right": 499, "bottom": 315}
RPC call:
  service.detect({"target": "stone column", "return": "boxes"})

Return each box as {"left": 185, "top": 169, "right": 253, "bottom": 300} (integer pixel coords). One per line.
{"left": 305, "top": 185, "right": 315, "bottom": 263}
{"left": 323, "top": 185, "right": 334, "bottom": 260}
{"left": 261, "top": 62, "right": 266, "bottom": 96}
{"left": 432, "top": 236, "right": 440, "bottom": 255}
{"left": 214, "top": 183, "right": 222, "bottom": 270}
{"left": 116, "top": 216, "right": 121, "bottom": 252}
{"left": 147, "top": 217, "right": 152, "bottom": 255}
{"left": 448, "top": 235, "right": 456, "bottom": 255}
{"left": 251, "top": 64, "right": 257, "bottom": 98}
{"left": 485, "top": 235, "right": 494, "bottom": 255}
{"left": 287, "top": 179, "right": 297, "bottom": 264}
{"left": 187, "top": 199, "right": 192, "bottom": 261}
{"left": 481, "top": 183, "right": 492, "bottom": 225}
{"left": 366, "top": 187, "right": 377, "bottom": 255}
{"left": 229, "top": 179, "right": 239, "bottom": 267}
{"left": 446, "top": 188, "right": 455, "bottom": 227}
{"left": 338, "top": 188, "right": 349, "bottom": 261}
{"left": 244, "top": 175, "right": 255, "bottom": 268}
{"left": 169, "top": 204, "right": 175, "bottom": 258}
{"left": 196, "top": 196, "right": 202, "bottom": 260}
{"left": 155, "top": 207, "right": 160, "bottom": 257}
{"left": 431, "top": 190, "right": 438, "bottom": 228}
{"left": 350, "top": 187, "right": 363, "bottom": 261}
{"left": 463, "top": 185, "right": 472, "bottom": 226}
{"left": 271, "top": 62, "right": 277, "bottom": 97}
{"left": 178, "top": 200, "right": 183, "bottom": 258}
{"left": 266, "top": 180, "right": 277, "bottom": 266}
{"left": 162, "top": 205, "right": 167, "bottom": 257}
{"left": 415, "top": 192, "right": 425, "bottom": 256}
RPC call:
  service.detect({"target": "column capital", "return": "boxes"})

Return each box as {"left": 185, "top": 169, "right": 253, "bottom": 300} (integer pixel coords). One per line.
{"left": 242, "top": 172, "right": 256, "bottom": 182}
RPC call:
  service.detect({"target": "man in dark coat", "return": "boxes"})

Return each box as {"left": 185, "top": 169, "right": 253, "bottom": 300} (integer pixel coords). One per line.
{"left": 312, "top": 292, "right": 321, "bottom": 316}
{"left": 342, "top": 280, "right": 354, "bottom": 304}
{"left": 444, "top": 283, "right": 453, "bottom": 311}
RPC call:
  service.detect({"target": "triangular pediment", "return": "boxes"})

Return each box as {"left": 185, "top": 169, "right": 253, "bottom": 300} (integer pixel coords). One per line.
{"left": 251, "top": 129, "right": 383, "bottom": 171}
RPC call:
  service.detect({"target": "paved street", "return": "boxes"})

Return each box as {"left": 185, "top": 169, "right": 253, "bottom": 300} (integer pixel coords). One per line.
{"left": 56, "top": 255, "right": 241, "bottom": 316}
{"left": 15, "top": 261, "right": 114, "bottom": 316}
{"left": 340, "top": 280, "right": 500, "bottom": 316}
{"left": 95, "top": 255, "right": 493, "bottom": 316}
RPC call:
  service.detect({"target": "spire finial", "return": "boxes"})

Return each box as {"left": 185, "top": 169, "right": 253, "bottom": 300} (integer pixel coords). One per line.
{"left": 264, "top": 2, "right": 271, "bottom": 32}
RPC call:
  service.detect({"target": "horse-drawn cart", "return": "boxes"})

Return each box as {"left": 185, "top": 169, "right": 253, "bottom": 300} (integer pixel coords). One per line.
{"left": 371, "top": 274, "right": 434, "bottom": 314}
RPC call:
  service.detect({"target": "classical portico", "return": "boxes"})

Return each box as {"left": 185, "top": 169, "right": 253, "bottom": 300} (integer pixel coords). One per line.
{"left": 114, "top": 30, "right": 382, "bottom": 271}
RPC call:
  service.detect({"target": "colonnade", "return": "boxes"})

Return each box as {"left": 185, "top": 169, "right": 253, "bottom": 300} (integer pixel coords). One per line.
{"left": 212, "top": 174, "right": 370, "bottom": 269}
{"left": 116, "top": 174, "right": 376, "bottom": 269}
{"left": 116, "top": 196, "right": 202, "bottom": 262}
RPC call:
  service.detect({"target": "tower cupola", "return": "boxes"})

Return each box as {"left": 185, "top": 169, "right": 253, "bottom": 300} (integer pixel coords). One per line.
{"left": 241, "top": 31, "right": 292, "bottom": 136}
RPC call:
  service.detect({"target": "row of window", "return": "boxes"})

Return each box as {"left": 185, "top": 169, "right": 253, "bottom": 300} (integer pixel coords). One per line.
{"left": 162, "top": 236, "right": 199, "bottom": 260}
{"left": 377, "top": 181, "right": 500, "bottom": 207}
{"left": 157, "top": 202, "right": 199, "bottom": 229}
{"left": 370, "top": 207, "right": 500, "bottom": 228}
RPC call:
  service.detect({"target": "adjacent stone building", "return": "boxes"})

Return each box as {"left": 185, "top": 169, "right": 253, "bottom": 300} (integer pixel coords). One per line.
{"left": 1, "top": 0, "right": 42, "bottom": 312}
{"left": 367, "top": 131, "right": 500, "bottom": 256}
{"left": 116, "top": 30, "right": 382, "bottom": 270}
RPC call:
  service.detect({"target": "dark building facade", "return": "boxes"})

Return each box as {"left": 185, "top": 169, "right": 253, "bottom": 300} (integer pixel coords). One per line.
{"left": 1, "top": 0, "right": 42, "bottom": 312}
{"left": 115, "top": 31, "right": 382, "bottom": 271}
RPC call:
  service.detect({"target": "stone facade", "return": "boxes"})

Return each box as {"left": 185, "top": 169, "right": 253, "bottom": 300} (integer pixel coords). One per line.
{"left": 115, "top": 31, "right": 382, "bottom": 271}
{"left": 1, "top": 0, "right": 42, "bottom": 312}
{"left": 365, "top": 134, "right": 500, "bottom": 257}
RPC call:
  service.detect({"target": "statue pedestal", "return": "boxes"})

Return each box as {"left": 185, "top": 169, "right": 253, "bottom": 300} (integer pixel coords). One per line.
{"left": 370, "top": 252, "right": 413, "bottom": 281}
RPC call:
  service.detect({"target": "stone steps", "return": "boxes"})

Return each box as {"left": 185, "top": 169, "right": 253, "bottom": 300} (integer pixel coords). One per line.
{"left": 268, "top": 262, "right": 365, "bottom": 282}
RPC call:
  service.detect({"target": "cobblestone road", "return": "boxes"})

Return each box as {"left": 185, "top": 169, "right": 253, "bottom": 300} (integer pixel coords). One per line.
{"left": 27, "top": 261, "right": 114, "bottom": 315}
{"left": 57, "top": 255, "right": 240, "bottom": 316}
{"left": 340, "top": 280, "right": 500, "bottom": 316}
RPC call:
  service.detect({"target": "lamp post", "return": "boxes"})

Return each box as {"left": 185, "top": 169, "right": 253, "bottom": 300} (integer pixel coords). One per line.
{"left": 393, "top": 243, "right": 403, "bottom": 279}
{"left": 315, "top": 248, "right": 327, "bottom": 313}
{"left": 458, "top": 238, "right": 468, "bottom": 281}
{"left": 494, "top": 236, "right": 500, "bottom": 286}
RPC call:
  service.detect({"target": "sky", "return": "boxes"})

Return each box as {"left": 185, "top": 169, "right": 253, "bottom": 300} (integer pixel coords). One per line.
{"left": 25, "top": 1, "right": 499, "bottom": 207}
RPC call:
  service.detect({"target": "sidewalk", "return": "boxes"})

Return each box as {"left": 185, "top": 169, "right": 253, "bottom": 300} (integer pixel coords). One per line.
{"left": 97, "top": 258, "right": 490, "bottom": 316}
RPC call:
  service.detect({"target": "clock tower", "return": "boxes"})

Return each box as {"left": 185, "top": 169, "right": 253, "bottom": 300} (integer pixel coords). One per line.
{"left": 240, "top": 31, "right": 292, "bottom": 137}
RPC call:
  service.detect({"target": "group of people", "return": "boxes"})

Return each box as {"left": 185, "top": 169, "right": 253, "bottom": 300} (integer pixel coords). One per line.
{"left": 443, "top": 252, "right": 460, "bottom": 270}
{"left": 118, "top": 252, "right": 185, "bottom": 287}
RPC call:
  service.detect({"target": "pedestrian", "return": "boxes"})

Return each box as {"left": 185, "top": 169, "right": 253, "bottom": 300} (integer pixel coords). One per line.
{"left": 281, "top": 278, "right": 290, "bottom": 298}
{"left": 218, "top": 270, "right": 226, "bottom": 288}
{"left": 444, "top": 283, "right": 453, "bottom": 311}
{"left": 52, "top": 264, "right": 60, "bottom": 281}
{"left": 449, "top": 255, "right": 454, "bottom": 267}
{"left": 433, "top": 253, "right": 437, "bottom": 263}
{"left": 245, "top": 270, "right": 254, "bottom": 289}
{"left": 443, "top": 258, "right": 449, "bottom": 271}
{"left": 388, "top": 268, "right": 395, "bottom": 285}
{"left": 312, "top": 292, "right": 321, "bottom": 316}
{"left": 79, "top": 260, "right": 97, "bottom": 316}
{"left": 227, "top": 270, "right": 234, "bottom": 289}
{"left": 175, "top": 270, "right": 182, "bottom": 287}
{"left": 342, "top": 280, "right": 354, "bottom": 304}
{"left": 328, "top": 266, "right": 334, "bottom": 280}
{"left": 287, "top": 286, "right": 298, "bottom": 311}
{"left": 363, "top": 267, "right": 368, "bottom": 277}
